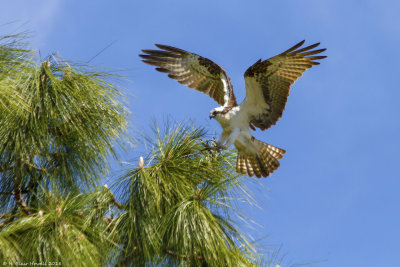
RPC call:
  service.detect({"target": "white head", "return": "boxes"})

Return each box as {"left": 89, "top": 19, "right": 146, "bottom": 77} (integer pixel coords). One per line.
{"left": 209, "top": 106, "right": 226, "bottom": 120}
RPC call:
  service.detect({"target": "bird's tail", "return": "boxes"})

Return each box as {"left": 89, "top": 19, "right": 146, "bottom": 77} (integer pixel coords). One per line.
{"left": 236, "top": 138, "right": 286, "bottom": 178}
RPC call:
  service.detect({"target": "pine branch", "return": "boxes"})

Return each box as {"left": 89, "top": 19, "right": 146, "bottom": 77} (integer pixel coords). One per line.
{"left": 12, "top": 187, "right": 31, "bottom": 215}
{"left": 1, "top": 160, "right": 45, "bottom": 173}
{"left": 111, "top": 199, "right": 125, "bottom": 209}
{"left": 1, "top": 180, "right": 36, "bottom": 195}
{"left": 40, "top": 61, "right": 50, "bottom": 86}
{"left": 193, "top": 187, "right": 204, "bottom": 200}
{"left": 0, "top": 211, "right": 13, "bottom": 220}
{"left": 21, "top": 179, "right": 38, "bottom": 194}
{"left": 23, "top": 160, "right": 46, "bottom": 172}
{"left": 37, "top": 152, "right": 63, "bottom": 167}
{"left": 103, "top": 185, "right": 126, "bottom": 209}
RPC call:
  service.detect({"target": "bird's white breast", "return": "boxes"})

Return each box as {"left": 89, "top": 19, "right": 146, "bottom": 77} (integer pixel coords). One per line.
{"left": 216, "top": 106, "right": 249, "bottom": 130}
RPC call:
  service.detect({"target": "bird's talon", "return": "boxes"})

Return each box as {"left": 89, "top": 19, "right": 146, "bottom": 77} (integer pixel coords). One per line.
{"left": 211, "top": 137, "right": 217, "bottom": 147}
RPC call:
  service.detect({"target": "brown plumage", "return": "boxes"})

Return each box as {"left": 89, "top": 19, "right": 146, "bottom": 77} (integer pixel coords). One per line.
{"left": 140, "top": 41, "right": 326, "bottom": 178}
{"left": 140, "top": 44, "right": 237, "bottom": 107}
{"left": 244, "top": 40, "right": 326, "bottom": 130}
{"left": 236, "top": 138, "right": 285, "bottom": 178}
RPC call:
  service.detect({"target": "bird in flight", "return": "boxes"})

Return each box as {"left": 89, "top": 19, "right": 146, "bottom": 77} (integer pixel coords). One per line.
{"left": 140, "top": 40, "right": 326, "bottom": 178}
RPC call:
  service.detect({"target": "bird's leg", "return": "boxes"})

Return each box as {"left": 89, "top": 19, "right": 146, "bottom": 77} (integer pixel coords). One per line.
{"left": 218, "top": 128, "right": 240, "bottom": 150}
{"left": 208, "top": 136, "right": 223, "bottom": 154}
{"left": 211, "top": 137, "right": 218, "bottom": 147}
{"left": 202, "top": 138, "right": 221, "bottom": 153}
{"left": 215, "top": 134, "right": 227, "bottom": 149}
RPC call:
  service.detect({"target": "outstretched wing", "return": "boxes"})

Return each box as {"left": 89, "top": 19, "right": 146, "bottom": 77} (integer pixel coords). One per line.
{"left": 242, "top": 40, "right": 327, "bottom": 130}
{"left": 140, "top": 44, "right": 237, "bottom": 107}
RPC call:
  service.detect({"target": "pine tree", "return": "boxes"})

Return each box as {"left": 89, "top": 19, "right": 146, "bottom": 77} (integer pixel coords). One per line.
{"left": 0, "top": 34, "right": 263, "bottom": 266}
{"left": 111, "top": 123, "right": 260, "bottom": 266}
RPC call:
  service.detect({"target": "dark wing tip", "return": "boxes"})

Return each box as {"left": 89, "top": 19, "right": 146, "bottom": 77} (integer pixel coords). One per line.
{"left": 141, "top": 59, "right": 159, "bottom": 66}
{"left": 310, "top": 55, "right": 327, "bottom": 59}
{"left": 142, "top": 49, "right": 160, "bottom": 54}
{"left": 155, "top": 44, "right": 174, "bottom": 51}
{"left": 281, "top": 40, "right": 306, "bottom": 55}
{"left": 154, "top": 43, "right": 165, "bottom": 49}
{"left": 155, "top": 67, "right": 170, "bottom": 73}
{"left": 155, "top": 44, "right": 187, "bottom": 54}
{"left": 309, "top": 54, "right": 327, "bottom": 64}
{"left": 311, "top": 42, "right": 320, "bottom": 47}
{"left": 312, "top": 48, "right": 327, "bottom": 53}
{"left": 296, "top": 47, "right": 327, "bottom": 57}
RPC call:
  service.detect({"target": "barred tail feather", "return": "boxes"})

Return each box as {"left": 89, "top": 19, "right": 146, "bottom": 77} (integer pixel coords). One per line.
{"left": 236, "top": 139, "right": 286, "bottom": 178}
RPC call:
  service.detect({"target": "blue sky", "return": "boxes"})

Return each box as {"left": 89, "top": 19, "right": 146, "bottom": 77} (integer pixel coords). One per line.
{"left": 2, "top": 1, "right": 400, "bottom": 266}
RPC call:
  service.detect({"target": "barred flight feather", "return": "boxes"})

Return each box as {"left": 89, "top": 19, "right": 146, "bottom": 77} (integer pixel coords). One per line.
{"left": 140, "top": 44, "right": 237, "bottom": 107}
{"left": 236, "top": 138, "right": 286, "bottom": 178}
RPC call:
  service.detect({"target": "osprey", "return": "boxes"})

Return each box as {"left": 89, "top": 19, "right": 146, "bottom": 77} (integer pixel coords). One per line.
{"left": 140, "top": 40, "right": 326, "bottom": 178}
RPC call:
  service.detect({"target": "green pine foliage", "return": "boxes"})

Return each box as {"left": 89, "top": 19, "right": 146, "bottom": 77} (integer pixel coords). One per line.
{"left": 0, "top": 190, "right": 115, "bottom": 265}
{"left": 0, "top": 34, "right": 128, "bottom": 206}
{"left": 112, "top": 123, "right": 260, "bottom": 266}
{"left": 0, "top": 34, "right": 265, "bottom": 266}
{"left": 0, "top": 34, "right": 127, "bottom": 264}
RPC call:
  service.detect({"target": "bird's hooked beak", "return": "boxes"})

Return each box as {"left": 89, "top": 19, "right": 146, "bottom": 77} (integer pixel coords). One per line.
{"left": 209, "top": 114, "right": 215, "bottom": 120}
